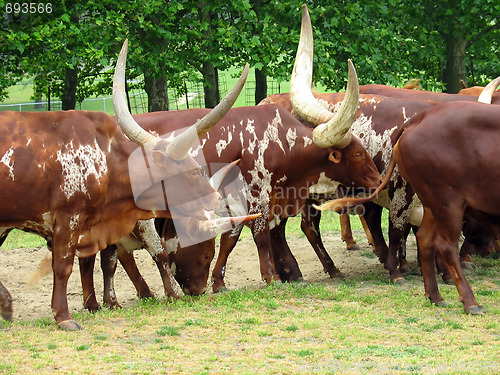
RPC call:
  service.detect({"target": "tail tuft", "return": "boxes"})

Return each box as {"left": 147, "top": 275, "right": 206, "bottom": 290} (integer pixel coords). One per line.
{"left": 26, "top": 253, "right": 52, "bottom": 285}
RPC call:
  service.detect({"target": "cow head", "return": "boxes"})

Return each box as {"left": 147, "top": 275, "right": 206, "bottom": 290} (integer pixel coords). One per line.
{"left": 160, "top": 219, "right": 214, "bottom": 296}
{"left": 290, "top": 5, "right": 381, "bottom": 191}
{"left": 113, "top": 40, "right": 250, "bottom": 222}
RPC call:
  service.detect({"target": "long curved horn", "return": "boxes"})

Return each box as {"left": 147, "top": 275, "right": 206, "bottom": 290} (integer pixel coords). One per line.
{"left": 290, "top": 5, "right": 359, "bottom": 149}
{"left": 113, "top": 39, "right": 249, "bottom": 160}
{"left": 478, "top": 75, "right": 500, "bottom": 104}
{"left": 166, "top": 64, "right": 249, "bottom": 160}
{"left": 113, "top": 39, "right": 159, "bottom": 149}
{"left": 311, "top": 60, "right": 358, "bottom": 149}
{"left": 188, "top": 213, "right": 261, "bottom": 239}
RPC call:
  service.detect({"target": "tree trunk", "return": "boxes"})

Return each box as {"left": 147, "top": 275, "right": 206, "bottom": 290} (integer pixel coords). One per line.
{"left": 202, "top": 61, "right": 219, "bottom": 108}
{"left": 61, "top": 67, "right": 78, "bottom": 110}
{"left": 144, "top": 74, "right": 169, "bottom": 112}
{"left": 255, "top": 66, "right": 267, "bottom": 105}
{"left": 443, "top": 36, "right": 467, "bottom": 94}
{"left": 251, "top": 0, "right": 266, "bottom": 105}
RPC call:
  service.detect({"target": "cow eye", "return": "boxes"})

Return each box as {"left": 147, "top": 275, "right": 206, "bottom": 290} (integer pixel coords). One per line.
{"left": 355, "top": 153, "right": 362, "bottom": 159}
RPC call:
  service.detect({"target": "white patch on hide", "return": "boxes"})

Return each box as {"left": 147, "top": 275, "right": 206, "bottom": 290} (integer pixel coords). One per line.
{"left": 190, "top": 138, "right": 207, "bottom": 158}
{"left": 351, "top": 114, "right": 398, "bottom": 175}
{"left": 137, "top": 219, "right": 164, "bottom": 256}
{"left": 1, "top": 147, "right": 15, "bottom": 180}
{"left": 56, "top": 140, "right": 108, "bottom": 199}
{"left": 286, "top": 128, "right": 297, "bottom": 150}
{"left": 215, "top": 130, "right": 233, "bottom": 157}
{"left": 117, "top": 235, "right": 142, "bottom": 252}
{"left": 302, "top": 136, "right": 313, "bottom": 147}
{"left": 242, "top": 109, "right": 287, "bottom": 234}
{"left": 170, "top": 262, "right": 177, "bottom": 277}
{"left": 269, "top": 215, "right": 281, "bottom": 230}
{"left": 309, "top": 172, "right": 341, "bottom": 195}
{"left": 165, "top": 237, "right": 180, "bottom": 254}
{"left": 69, "top": 215, "right": 80, "bottom": 231}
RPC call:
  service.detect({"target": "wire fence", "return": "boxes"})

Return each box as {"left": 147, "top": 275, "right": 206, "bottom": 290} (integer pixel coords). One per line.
{"left": 0, "top": 74, "right": 282, "bottom": 113}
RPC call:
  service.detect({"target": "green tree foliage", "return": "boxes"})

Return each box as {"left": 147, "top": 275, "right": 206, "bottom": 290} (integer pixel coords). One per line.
{"left": 0, "top": 0, "right": 498, "bottom": 104}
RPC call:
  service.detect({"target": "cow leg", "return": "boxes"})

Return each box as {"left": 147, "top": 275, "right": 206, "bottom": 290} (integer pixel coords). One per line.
{"left": 79, "top": 255, "right": 100, "bottom": 312}
{"left": 363, "top": 203, "right": 388, "bottom": 262}
{"left": 385, "top": 221, "right": 406, "bottom": 283}
{"left": 100, "top": 246, "right": 122, "bottom": 309}
{"left": 271, "top": 218, "right": 303, "bottom": 282}
{"left": 434, "top": 251, "right": 454, "bottom": 284}
{"left": 301, "top": 200, "right": 342, "bottom": 278}
{"left": 116, "top": 247, "right": 155, "bottom": 299}
{"left": 435, "top": 235, "right": 484, "bottom": 314}
{"left": 339, "top": 213, "right": 360, "bottom": 250}
{"left": 397, "top": 224, "right": 414, "bottom": 274}
{"left": 212, "top": 226, "right": 243, "bottom": 293}
{"left": 360, "top": 215, "right": 375, "bottom": 248}
{"left": 137, "top": 220, "right": 181, "bottom": 300}
{"left": 147, "top": 251, "right": 181, "bottom": 301}
{"left": 51, "top": 231, "right": 82, "bottom": 330}
{"left": 0, "top": 280, "right": 12, "bottom": 322}
{"left": 252, "top": 227, "right": 281, "bottom": 284}
{"left": 416, "top": 208, "right": 445, "bottom": 307}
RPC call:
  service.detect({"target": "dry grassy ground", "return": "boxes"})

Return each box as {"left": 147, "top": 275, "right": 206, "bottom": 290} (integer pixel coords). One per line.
{"left": 0, "top": 223, "right": 498, "bottom": 375}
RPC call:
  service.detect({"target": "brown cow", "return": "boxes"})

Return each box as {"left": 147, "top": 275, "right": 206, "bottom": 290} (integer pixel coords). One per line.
{"left": 316, "top": 100, "right": 500, "bottom": 314}
{"left": 73, "top": 57, "right": 382, "bottom": 299}
{"left": 359, "top": 83, "right": 500, "bottom": 104}
{"left": 0, "top": 40, "right": 249, "bottom": 329}
{"left": 263, "top": 6, "right": 500, "bottom": 283}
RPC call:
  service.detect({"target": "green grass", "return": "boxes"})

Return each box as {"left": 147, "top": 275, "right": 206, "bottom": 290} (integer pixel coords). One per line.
{"left": 0, "top": 272, "right": 498, "bottom": 374}
{"left": 0, "top": 229, "right": 46, "bottom": 249}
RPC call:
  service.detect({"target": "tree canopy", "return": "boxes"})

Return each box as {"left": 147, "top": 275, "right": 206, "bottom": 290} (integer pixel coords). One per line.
{"left": 0, "top": 0, "right": 498, "bottom": 106}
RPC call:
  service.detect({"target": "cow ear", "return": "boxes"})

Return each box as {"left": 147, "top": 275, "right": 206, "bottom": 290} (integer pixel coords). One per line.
{"left": 329, "top": 150, "right": 342, "bottom": 164}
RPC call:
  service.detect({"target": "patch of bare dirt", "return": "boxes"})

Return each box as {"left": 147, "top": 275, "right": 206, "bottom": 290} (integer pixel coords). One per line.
{"left": 0, "top": 231, "right": 418, "bottom": 323}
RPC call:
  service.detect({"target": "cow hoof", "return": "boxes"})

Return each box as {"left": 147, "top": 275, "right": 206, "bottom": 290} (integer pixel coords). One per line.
{"left": 461, "top": 261, "right": 474, "bottom": 270}
{"left": 58, "top": 319, "right": 83, "bottom": 331}
{"left": 442, "top": 276, "right": 454, "bottom": 285}
{"left": 466, "top": 305, "right": 486, "bottom": 315}
{"left": 346, "top": 243, "right": 361, "bottom": 250}
{"left": 84, "top": 304, "right": 100, "bottom": 313}
{"left": 399, "top": 262, "right": 410, "bottom": 273}
{"left": 104, "top": 303, "right": 123, "bottom": 310}
{"left": 434, "top": 300, "right": 448, "bottom": 308}
{"left": 329, "top": 271, "right": 344, "bottom": 279}
{"left": 213, "top": 286, "right": 228, "bottom": 294}
{"left": 392, "top": 277, "right": 405, "bottom": 285}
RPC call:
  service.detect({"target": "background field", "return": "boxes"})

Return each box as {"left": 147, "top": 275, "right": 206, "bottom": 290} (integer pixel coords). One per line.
{"left": 0, "top": 67, "right": 294, "bottom": 114}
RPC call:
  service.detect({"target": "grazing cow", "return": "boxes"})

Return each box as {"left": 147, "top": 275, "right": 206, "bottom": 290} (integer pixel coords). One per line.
{"left": 317, "top": 100, "right": 500, "bottom": 314}
{"left": 0, "top": 40, "right": 249, "bottom": 329}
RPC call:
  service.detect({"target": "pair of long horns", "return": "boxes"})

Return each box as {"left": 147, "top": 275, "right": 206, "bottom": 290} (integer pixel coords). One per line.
{"left": 113, "top": 39, "right": 249, "bottom": 160}
{"left": 290, "top": 5, "right": 359, "bottom": 149}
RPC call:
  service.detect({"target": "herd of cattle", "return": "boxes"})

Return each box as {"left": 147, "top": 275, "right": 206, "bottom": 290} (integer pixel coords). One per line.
{"left": 0, "top": 5, "right": 498, "bottom": 329}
